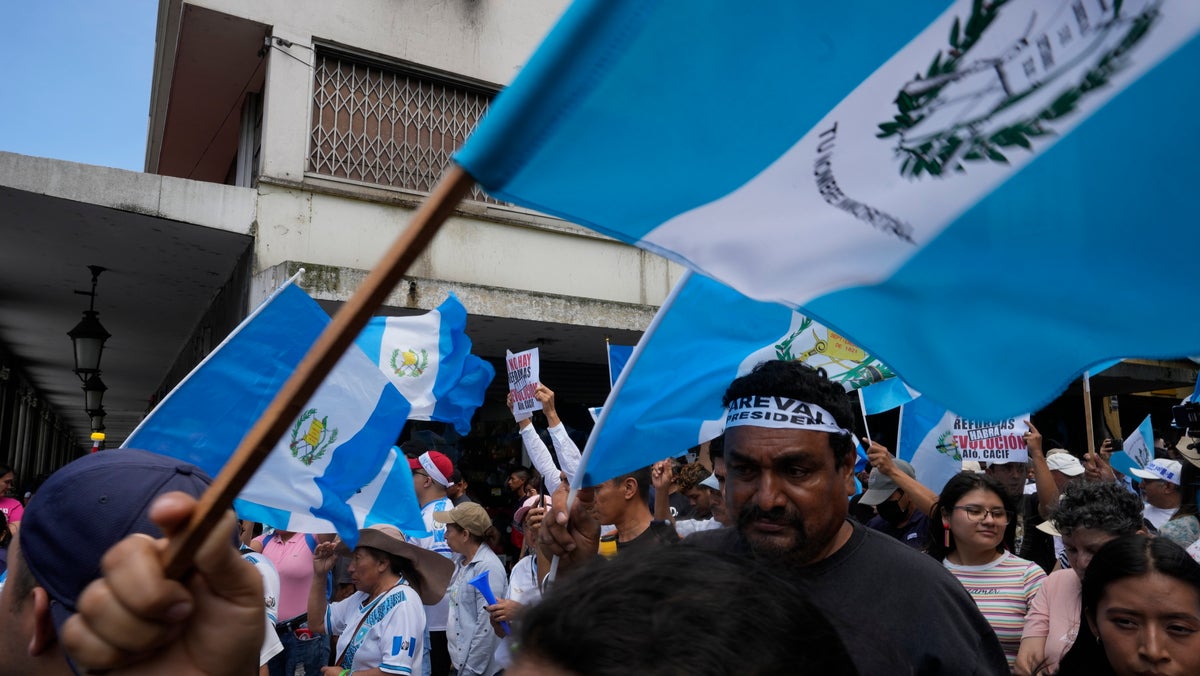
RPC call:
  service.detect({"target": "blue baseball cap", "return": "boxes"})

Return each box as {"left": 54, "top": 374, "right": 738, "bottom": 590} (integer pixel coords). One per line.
{"left": 18, "top": 449, "right": 213, "bottom": 631}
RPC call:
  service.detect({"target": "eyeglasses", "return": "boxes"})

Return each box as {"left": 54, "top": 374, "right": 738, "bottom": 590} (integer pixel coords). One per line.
{"left": 952, "top": 505, "right": 1011, "bottom": 522}
{"left": 412, "top": 470, "right": 430, "bottom": 479}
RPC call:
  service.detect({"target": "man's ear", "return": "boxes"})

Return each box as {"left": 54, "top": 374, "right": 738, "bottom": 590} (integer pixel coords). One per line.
{"left": 28, "top": 587, "right": 57, "bottom": 657}
{"left": 623, "top": 477, "right": 638, "bottom": 501}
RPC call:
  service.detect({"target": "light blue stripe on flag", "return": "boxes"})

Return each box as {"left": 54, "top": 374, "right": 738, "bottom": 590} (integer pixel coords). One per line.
{"left": 607, "top": 344, "right": 634, "bottom": 388}
{"left": 860, "top": 379, "right": 920, "bottom": 415}
{"left": 457, "top": 0, "right": 1200, "bottom": 422}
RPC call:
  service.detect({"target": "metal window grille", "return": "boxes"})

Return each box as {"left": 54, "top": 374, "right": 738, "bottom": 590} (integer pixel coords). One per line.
{"left": 309, "top": 51, "right": 499, "bottom": 203}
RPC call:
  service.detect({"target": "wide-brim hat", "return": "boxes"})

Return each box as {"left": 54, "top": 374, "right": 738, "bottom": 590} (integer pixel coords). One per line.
{"left": 352, "top": 524, "right": 454, "bottom": 605}
{"left": 1176, "top": 436, "right": 1200, "bottom": 469}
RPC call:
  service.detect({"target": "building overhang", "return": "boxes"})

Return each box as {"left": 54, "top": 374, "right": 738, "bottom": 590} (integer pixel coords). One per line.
{"left": 0, "top": 151, "right": 256, "bottom": 447}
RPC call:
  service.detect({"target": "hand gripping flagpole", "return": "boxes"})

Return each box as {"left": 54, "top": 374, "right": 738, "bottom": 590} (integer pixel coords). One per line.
{"left": 162, "top": 165, "right": 476, "bottom": 578}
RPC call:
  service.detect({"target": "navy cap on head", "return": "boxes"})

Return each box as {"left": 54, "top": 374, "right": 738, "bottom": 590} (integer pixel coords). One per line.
{"left": 19, "top": 449, "right": 212, "bottom": 630}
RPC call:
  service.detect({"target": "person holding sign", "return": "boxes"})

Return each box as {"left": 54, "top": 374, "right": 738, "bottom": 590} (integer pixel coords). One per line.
{"left": 986, "top": 421, "right": 1059, "bottom": 573}
{"left": 930, "top": 472, "right": 1046, "bottom": 671}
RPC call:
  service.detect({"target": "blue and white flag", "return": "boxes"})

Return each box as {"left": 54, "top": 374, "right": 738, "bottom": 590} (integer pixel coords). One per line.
{"left": 896, "top": 397, "right": 969, "bottom": 497}
{"left": 355, "top": 294, "right": 494, "bottom": 435}
{"left": 860, "top": 379, "right": 921, "bottom": 416}
{"left": 124, "top": 280, "right": 418, "bottom": 546}
{"left": 1111, "top": 414, "right": 1155, "bottom": 480}
{"left": 607, "top": 343, "right": 634, "bottom": 388}
{"left": 577, "top": 271, "right": 891, "bottom": 485}
{"left": 457, "top": 0, "right": 1200, "bottom": 420}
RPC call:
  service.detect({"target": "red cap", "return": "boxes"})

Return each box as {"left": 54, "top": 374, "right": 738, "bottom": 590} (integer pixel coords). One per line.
{"left": 408, "top": 451, "right": 454, "bottom": 487}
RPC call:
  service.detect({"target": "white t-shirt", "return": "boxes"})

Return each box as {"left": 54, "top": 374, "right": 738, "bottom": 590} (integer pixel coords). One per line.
{"left": 241, "top": 550, "right": 284, "bottom": 667}
{"left": 1144, "top": 502, "right": 1179, "bottom": 530}
{"left": 493, "top": 555, "right": 549, "bottom": 668}
{"left": 408, "top": 496, "right": 454, "bottom": 631}
{"left": 327, "top": 584, "right": 426, "bottom": 675}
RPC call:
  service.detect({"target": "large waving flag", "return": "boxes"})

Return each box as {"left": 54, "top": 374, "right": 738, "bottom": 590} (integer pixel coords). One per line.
{"left": 355, "top": 294, "right": 494, "bottom": 435}
{"left": 577, "top": 271, "right": 893, "bottom": 485}
{"left": 124, "top": 280, "right": 419, "bottom": 545}
{"left": 456, "top": 0, "right": 1200, "bottom": 420}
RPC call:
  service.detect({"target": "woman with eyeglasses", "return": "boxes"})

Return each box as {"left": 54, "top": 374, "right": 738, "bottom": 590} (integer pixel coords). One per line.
{"left": 931, "top": 471, "right": 1047, "bottom": 671}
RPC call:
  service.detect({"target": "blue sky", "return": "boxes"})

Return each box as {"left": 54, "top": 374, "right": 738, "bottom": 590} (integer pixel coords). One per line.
{"left": 0, "top": 1, "right": 158, "bottom": 171}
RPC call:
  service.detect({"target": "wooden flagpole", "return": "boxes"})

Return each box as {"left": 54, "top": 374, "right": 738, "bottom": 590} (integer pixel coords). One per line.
{"left": 164, "top": 164, "right": 476, "bottom": 577}
{"left": 1082, "top": 370, "right": 1096, "bottom": 459}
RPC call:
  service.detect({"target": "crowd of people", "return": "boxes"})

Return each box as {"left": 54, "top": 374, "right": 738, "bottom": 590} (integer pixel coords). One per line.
{"left": 2, "top": 362, "right": 1200, "bottom": 675}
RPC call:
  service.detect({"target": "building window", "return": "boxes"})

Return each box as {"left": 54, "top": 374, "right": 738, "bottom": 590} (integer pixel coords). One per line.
{"left": 309, "top": 50, "right": 498, "bottom": 203}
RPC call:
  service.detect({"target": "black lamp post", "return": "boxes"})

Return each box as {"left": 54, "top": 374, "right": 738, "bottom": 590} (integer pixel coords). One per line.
{"left": 68, "top": 266, "right": 110, "bottom": 376}
{"left": 69, "top": 265, "right": 111, "bottom": 432}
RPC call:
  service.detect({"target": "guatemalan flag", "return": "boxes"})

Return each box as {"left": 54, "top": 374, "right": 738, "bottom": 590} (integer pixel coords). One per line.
{"left": 456, "top": 0, "right": 1200, "bottom": 420}
{"left": 355, "top": 295, "right": 494, "bottom": 435}
{"left": 578, "top": 271, "right": 893, "bottom": 485}
{"left": 124, "top": 278, "right": 424, "bottom": 544}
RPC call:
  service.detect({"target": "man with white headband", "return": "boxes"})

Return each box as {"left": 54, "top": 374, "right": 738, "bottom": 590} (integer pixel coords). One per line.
{"left": 406, "top": 449, "right": 456, "bottom": 676}
{"left": 688, "top": 360, "right": 1008, "bottom": 674}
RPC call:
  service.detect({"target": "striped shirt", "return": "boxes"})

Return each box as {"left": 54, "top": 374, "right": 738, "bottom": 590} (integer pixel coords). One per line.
{"left": 944, "top": 551, "right": 1046, "bottom": 669}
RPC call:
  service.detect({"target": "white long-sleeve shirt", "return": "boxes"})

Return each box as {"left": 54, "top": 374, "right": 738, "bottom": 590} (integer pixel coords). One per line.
{"left": 519, "top": 423, "right": 582, "bottom": 494}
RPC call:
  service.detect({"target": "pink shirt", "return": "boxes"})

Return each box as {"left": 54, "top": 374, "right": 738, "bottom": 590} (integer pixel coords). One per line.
{"left": 0, "top": 497, "right": 23, "bottom": 524}
{"left": 1021, "top": 568, "right": 1081, "bottom": 672}
{"left": 257, "top": 532, "right": 315, "bottom": 621}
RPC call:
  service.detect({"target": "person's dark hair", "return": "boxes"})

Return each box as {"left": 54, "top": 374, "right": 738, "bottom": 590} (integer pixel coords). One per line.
{"left": 510, "top": 466, "right": 532, "bottom": 484}
{"left": 708, "top": 435, "right": 725, "bottom": 461}
{"left": 515, "top": 546, "right": 856, "bottom": 675}
{"left": 611, "top": 465, "right": 652, "bottom": 504}
{"left": 1051, "top": 480, "right": 1143, "bottom": 538}
{"left": 1172, "top": 459, "right": 1200, "bottom": 520}
{"left": 0, "top": 510, "right": 9, "bottom": 548}
{"left": 1058, "top": 535, "right": 1200, "bottom": 675}
{"left": 722, "top": 361, "right": 855, "bottom": 468}
{"left": 0, "top": 462, "right": 13, "bottom": 478}
{"left": 360, "top": 545, "right": 422, "bottom": 583}
{"left": 449, "top": 468, "right": 464, "bottom": 484}
{"left": 676, "top": 463, "right": 711, "bottom": 493}
{"left": 928, "top": 471, "right": 1014, "bottom": 562}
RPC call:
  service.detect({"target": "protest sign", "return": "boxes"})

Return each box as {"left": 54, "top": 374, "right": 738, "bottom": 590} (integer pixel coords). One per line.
{"left": 954, "top": 417, "right": 1031, "bottom": 464}
{"left": 507, "top": 348, "right": 541, "bottom": 418}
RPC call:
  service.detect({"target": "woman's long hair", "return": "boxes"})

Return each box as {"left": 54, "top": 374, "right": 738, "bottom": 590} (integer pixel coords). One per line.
{"left": 1056, "top": 535, "right": 1200, "bottom": 675}
{"left": 927, "top": 471, "right": 1013, "bottom": 562}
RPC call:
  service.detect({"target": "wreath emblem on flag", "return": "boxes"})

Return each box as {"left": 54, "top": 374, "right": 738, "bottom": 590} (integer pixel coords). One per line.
{"left": 878, "top": 0, "right": 1160, "bottom": 179}
{"left": 936, "top": 430, "right": 962, "bottom": 462}
{"left": 289, "top": 408, "right": 338, "bottom": 466}
{"left": 390, "top": 348, "right": 429, "bottom": 378}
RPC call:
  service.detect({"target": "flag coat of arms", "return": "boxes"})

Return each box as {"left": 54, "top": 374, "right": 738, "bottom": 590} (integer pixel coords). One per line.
{"left": 355, "top": 294, "right": 494, "bottom": 435}
{"left": 456, "top": 0, "right": 1200, "bottom": 420}
{"left": 124, "top": 281, "right": 419, "bottom": 544}
{"left": 580, "top": 271, "right": 893, "bottom": 485}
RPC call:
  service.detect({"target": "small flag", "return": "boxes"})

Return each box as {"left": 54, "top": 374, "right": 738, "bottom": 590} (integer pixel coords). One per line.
{"left": 355, "top": 294, "right": 495, "bottom": 435}
{"left": 607, "top": 343, "right": 634, "bottom": 388}
{"left": 1111, "top": 414, "right": 1155, "bottom": 480}
{"left": 896, "top": 397, "right": 968, "bottom": 497}
{"left": 124, "top": 280, "right": 418, "bottom": 545}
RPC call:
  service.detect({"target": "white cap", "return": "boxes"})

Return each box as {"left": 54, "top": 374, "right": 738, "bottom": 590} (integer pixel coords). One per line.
{"left": 699, "top": 474, "right": 720, "bottom": 491}
{"left": 1046, "top": 453, "right": 1084, "bottom": 477}
{"left": 1130, "top": 458, "right": 1182, "bottom": 485}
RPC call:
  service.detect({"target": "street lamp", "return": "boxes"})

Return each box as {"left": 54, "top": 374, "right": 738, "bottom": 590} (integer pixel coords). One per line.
{"left": 68, "top": 265, "right": 110, "bottom": 377}
{"left": 82, "top": 374, "right": 107, "bottom": 414}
